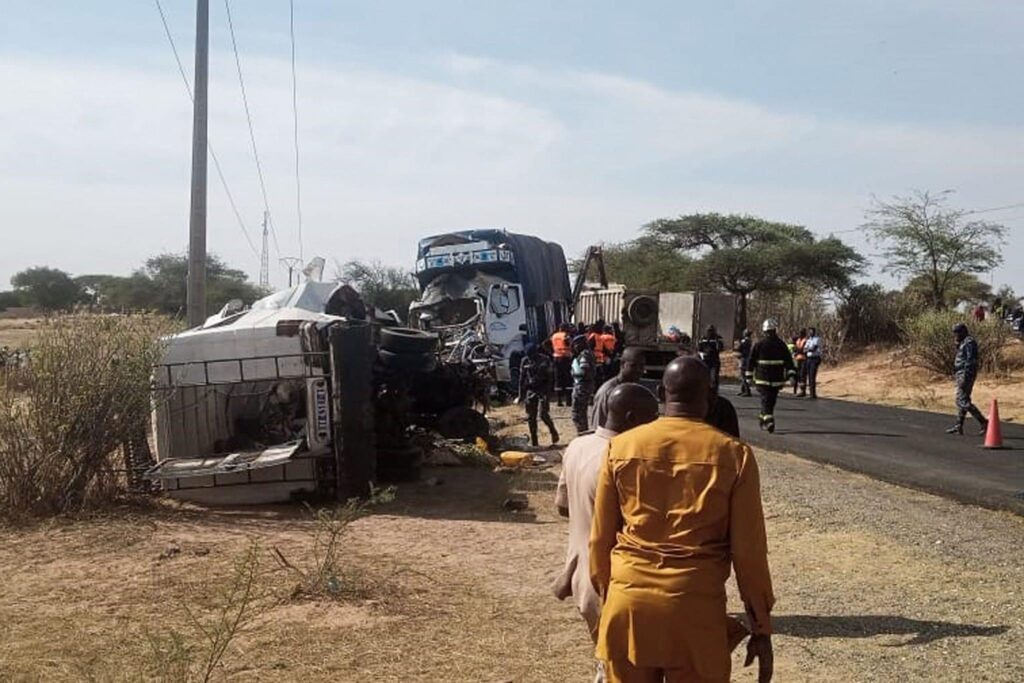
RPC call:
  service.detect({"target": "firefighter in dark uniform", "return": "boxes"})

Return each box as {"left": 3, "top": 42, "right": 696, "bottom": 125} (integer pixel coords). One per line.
{"left": 517, "top": 343, "right": 560, "bottom": 447}
{"left": 746, "top": 318, "right": 796, "bottom": 433}
{"left": 946, "top": 322, "right": 989, "bottom": 435}
{"left": 734, "top": 328, "right": 753, "bottom": 397}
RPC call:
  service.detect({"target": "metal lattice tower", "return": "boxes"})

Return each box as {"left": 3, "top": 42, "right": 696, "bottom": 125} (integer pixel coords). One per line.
{"left": 258, "top": 211, "right": 270, "bottom": 289}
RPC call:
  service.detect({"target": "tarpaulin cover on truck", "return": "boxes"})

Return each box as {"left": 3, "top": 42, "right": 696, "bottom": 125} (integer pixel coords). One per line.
{"left": 416, "top": 229, "right": 571, "bottom": 307}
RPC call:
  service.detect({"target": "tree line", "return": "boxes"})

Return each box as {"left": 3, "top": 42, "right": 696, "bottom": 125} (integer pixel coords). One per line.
{"left": 0, "top": 252, "right": 421, "bottom": 322}
{"left": 588, "top": 190, "right": 1015, "bottom": 334}
{"left": 2, "top": 190, "right": 1016, "bottom": 338}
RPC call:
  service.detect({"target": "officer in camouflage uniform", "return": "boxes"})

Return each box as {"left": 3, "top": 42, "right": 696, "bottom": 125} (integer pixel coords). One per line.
{"left": 571, "top": 335, "right": 597, "bottom": 435}
{"left": 517, "top": 343, "right": 560, "bottom": 447}
{"left": 946, "top": 322, "right": 989, "bottom": 435}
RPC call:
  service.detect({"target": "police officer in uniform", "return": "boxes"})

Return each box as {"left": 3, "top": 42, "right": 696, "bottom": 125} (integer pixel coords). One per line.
{"left": 517, "top": 343, "right": 560, "bottom": 447}
{"left": 746, "top": 318, "right": 796, "bottom": 433}
{"left": 697, "top": 324, "right": 724, "bottom": 390}
{"left": 946, "top": 322, "right": 989, "bottom": 435}
{"left": 570, "top": 335, "right": 597, "bottom": 434}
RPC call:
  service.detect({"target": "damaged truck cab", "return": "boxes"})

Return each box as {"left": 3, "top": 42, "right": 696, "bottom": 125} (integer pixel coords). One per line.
{"left": 409, "top": 229, "right": 572, "bottom": 383}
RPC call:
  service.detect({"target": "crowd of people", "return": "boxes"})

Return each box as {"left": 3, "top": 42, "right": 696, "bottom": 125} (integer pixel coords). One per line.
{"left": 515, "top": 318, "right": 831, "bottom": 446}
{"left": 971, "top": 296, "right": 1024, "bottom": 336}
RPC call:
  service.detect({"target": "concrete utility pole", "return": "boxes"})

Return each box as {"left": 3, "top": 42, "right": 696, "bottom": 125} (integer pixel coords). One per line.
{"left": 186, "top": 0, "right": 210, "bottom": 328}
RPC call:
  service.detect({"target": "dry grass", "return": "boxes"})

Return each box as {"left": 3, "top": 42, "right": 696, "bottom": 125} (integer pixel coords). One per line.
{"left": 0, "top": 318, "right": 41, "bottom": 348}
{"left": 817, "top": 344, "right": 1024, "bottom": 422}
{"left": 1, "top": 404, "right": 1022, "bottom": 682}
{"left": 0, "top": 313, "right": 175, "bottom": 518}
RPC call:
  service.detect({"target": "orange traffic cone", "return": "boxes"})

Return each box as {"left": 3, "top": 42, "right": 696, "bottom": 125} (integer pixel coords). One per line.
{"left": 983, "top": 399, "right": 1004, "bottom": 449}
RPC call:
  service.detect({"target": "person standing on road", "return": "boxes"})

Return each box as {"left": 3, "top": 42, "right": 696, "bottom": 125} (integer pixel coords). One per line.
{"left": 735, "top": 329, "right": 753, "bottom": 397}
{"left": 946, "top": 323, "right": 989, "bottom": 435}
{"left": 551, "top": 323, "right": 574, "bottom": 407}
{"left": 698, "top": 325, "right": 724, "bottom": 390}
{"left": 516, "top": 344, "right": 560, "bottom": 447}
{"left": 747, "top": 319, "right": 796, "bottom": 434}
{"left": 554, "top": 383, "right": 660, "bottom": 682}
{"left": 590, "top": 356, "right": 775, "bottom": 683}
{"left": 793, "top": 329, "right": 808, "bottom": 397}
{"left": 589, "top": 347, "right": 650, "bottom": 430}
{"left": 571, "top": 335, "right": 598, "bottom": 434}
{"left": 803, "top": 327, "right": 823, "bottom": 399}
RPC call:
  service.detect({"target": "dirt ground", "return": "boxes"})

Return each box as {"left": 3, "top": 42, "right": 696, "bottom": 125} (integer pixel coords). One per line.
{"left": 813, "top": 345, "right": 1024, "bottom": 423}
{"left": 1, "top": 404, "right": 1022, "bottom": 682}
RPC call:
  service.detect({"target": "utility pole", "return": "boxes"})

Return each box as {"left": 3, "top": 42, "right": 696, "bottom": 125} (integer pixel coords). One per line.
{"left": 186, "top": 0, "right": 210, "bottom": 328}
{"left": 259, "top": 211, "right": 270, "bottom": 289}
{"left": 280, "top": 256, "right": 302, "bottom": 287}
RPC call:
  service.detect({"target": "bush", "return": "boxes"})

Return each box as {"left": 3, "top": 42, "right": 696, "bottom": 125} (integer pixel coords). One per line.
{"left": 837, "top": 284, "right": 920, "bottom": 346}
{"left": 0, "top": 313, "right": 174, "bottom": 519}
{"left": 901, "top": 311, "right": 1012, "bottom": 376}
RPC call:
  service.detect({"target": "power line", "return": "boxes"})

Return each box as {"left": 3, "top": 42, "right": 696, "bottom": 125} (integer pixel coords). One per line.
{"left": 289, "top": 0, "right": 305, "bottom": 261}
{"left": 223, "top": 0, "right": 282, "bottom": 258}
{"left": 154, "top": 0, "right": 259, "bottom": 257}
{"left": 965, "top": 202, "right": 1024, "bottom": 215}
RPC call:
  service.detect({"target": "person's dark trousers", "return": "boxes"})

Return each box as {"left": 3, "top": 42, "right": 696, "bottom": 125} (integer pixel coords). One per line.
{"left": 805, "top": 357, "right": 821, "bottom": 398}
{"left": 758, "top": 385, "right": 780, "bottom": 429}
{"left": 571, "top": 383, "right": 594, "bottom": 435}
{"left": 553, "top": 357, "right": 572, "bottom": 406}
{"left": 525, "top": 392, "right": 559, "bottom": 446}
{"left": 955, "top": 372, "right": 987, "bottom": 427}
{"left": 708, "top": 362, "right": 721, "bottom": 391}
{"left": 509, "top": 351, "right": 523, "bottom": 401}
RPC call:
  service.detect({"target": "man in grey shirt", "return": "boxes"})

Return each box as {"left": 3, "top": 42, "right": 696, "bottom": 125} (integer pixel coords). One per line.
{"left": 554, "top": 383, "right": 660, "bottom": 682}
{"left": 589, "top": 347, "right": 650, "bottom": 430}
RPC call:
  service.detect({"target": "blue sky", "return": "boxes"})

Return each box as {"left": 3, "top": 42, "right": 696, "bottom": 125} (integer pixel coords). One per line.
{"left": 2, "top": 1, "right": 1022, "bottom": 293}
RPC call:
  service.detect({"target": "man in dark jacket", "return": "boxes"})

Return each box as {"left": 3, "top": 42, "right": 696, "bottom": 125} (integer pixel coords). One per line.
{"left": 746, "top": 318, "right": 796, "bottom": 433}
{"left": 946, "top": 323, "right": 989, "bottom": 435}
{"left": 698, "top": 325, "right": 725, "bottom": 390}
{"left": 571, "top": 335, "right": 598, "bottom": 435}
{"left": 517, "top": 344, "right": 560, "bottom": 447}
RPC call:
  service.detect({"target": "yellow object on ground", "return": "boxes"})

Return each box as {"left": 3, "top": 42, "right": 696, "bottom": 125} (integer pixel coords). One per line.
{"left": 499, "top": 451, "right": 533, "bottom": 467}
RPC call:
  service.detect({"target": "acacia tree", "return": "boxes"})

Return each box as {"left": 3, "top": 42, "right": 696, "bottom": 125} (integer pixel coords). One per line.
{"left": 864, "top": 190, "right": 1006, "bottom": 310}
{"left": 10, "top": 266, "right": 84, "bottom": 311}
{"left": 645, "top": 213, "right": 864, "bottom": 331}
{"left": 572, "top": 237, "right": 695, "bottom": 292}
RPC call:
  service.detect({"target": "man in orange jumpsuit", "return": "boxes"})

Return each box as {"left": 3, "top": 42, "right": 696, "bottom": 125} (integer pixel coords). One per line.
{"left": 551, "top": 323, "right": 574, "bottom": 406}
{"left": 590, "top": 356, "right": 775, "bottom": 682}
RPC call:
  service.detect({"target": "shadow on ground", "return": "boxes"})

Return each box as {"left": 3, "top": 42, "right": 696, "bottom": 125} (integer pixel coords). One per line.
{"left": 773, "top": 614, "right": 1009, "bottom": 645}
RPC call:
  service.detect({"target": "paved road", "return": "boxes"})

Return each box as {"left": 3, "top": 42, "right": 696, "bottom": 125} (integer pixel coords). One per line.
{"left": 725, "top": 385, "right": 1024, "bottom": 515}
